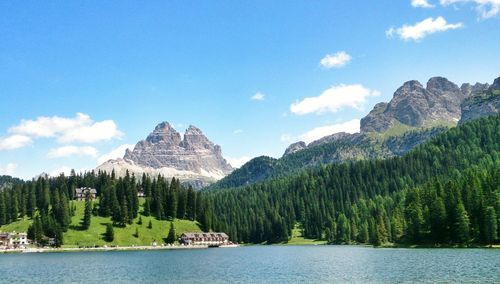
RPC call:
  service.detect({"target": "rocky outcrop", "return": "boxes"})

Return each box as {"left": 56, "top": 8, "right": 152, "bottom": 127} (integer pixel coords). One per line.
{"left": 459, "top": 77, "right": 500, "bottom": 124}
{"left": 283, "top": 141, "right": 307, "bottom": 156}
{"left": 361, "top": 77, "right": 469, "bottom": 133}
{"left": 97, "top": 122, "right": 233, "bottom": 188}
{"left": 220, "top": 76, "right": 499, "bottom": 191}
{"left": 308, "top": 132, "right": 352, "bottom": 148}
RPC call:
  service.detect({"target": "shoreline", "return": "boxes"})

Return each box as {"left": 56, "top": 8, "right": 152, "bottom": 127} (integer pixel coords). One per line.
{"left": 2, "top": 243, "right": 496, "bottom": 254}
{"left": 1, "top": 244, "right": 210, "bottom": 254}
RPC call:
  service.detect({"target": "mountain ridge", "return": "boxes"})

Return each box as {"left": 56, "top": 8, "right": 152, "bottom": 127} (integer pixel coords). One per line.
{"left": 209, "top": 75, "right": 499, "bottom": 190}
{"left": 97, "top": 122, "right": 233, "bottom": 188}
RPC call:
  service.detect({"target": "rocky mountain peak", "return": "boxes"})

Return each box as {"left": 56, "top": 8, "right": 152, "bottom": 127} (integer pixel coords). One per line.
{"left": 146, "top": 121, "right": 182, "bottom": 145}
{"left": 361, "top": 76, "right": 471, "bottom": 133}
{"left": 460, "top": 82, "right": 490, "bottom": 97}
{"left": 283, "top": 141, "right": 307, "bottom": 156}
{"left": 182, "top": 125, "right": 212, "bottom": 150}
{"left": 98, "top": 121, "right": 233, "bottom": 188}
{"left": 426, "top": 76, "right": 459, "bottom": 93}
{"left": 491, "top": 76, "right": 500, "bottom": 90}
{"left": 400, "top": 80, "right": 424, "bottom": 91}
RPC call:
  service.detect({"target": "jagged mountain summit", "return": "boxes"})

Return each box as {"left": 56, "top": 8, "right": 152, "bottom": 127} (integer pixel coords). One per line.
{"left": 284, "top": 76, "right": 496, "bottom": 156}
{"left": 210, "top": 76, "right": 498, "bottom": 190}
{"left": 360, "top": 77, "right": 488, "bottom": 133}
{"left": 97, "top": 122, "right": 233, "bottom": 188}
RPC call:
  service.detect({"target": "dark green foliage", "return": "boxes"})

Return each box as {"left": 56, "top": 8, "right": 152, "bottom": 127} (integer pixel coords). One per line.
{"left": 105, "top": 223, "right": 114, "bottom": 242}
{"left": 209, "top": 127, "right": 447, "bottom": 190}
{"left": 134, "top": 227, "right": 139, "bottom": 238}
{"left": 148, "top": 220, "right": 153, "bottom": 229}
{"left": 81, "top": 198, "right": 92, "bottom": 230}
{"left": 166, "top": 222, "right": 176, "bottom": 244}
{"left": 0, "top": 191, "right": 6, "bottom": 225}
{"left": 206, "top": 115, "right": 500, "bottom": 245}
{"left": 483, "top": 207, "right": 497, "bottom": 246}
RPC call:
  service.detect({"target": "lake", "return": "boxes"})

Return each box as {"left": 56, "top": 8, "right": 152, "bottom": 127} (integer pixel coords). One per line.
{"left": 0, "top": 246, "right": 498, "bottom": 283}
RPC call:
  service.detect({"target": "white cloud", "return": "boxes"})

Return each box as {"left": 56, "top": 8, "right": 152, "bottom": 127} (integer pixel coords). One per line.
{"left": 9, "top": 113, "right": 123, "bottom": 144}
{"left": 320, "top": 51, "right": 352, "bottom": 68}
{"left": 251, "top": 92, "right": 265, "bottom": 101}
{"left": 440, "top": 0, "right": 500, "bottom": 19}
{"left": 0, "top": 163, "right": 18, "bottom": 175}
{"left": 225, "top": 156, "right": 252, "bottom": 168}
{"left": 0, "top": 135, "right": 32, "bottom": 150}
{"left": 411, "top": 0, "right": 435, "bottom": 7}
{"left": 233, "top": 129, "right": 243, "bottom": 134}
{"left": 47, "top": 146, "right": 99, "bottom": 159}
{"left": 97, "top": 144, "right": 135, "bottom": 165}
{"left": 58, "top": 120, "right": 122, "bottom": 143}
{"left": 290, "top": 84, "right": 379, "bottom": 115}
{"left": 386, "top": 17, "right": 463, "bottom": 41}
{"left": 299, "top": 119, "right": 360, "bottom": 144}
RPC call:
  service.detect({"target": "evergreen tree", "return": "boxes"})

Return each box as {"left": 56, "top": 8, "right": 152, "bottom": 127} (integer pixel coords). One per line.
{"left": 337, "top": 214, "right": 350, "bottom": 244}
{"left": 105, "top": 223, "right": 114, "bottom": 242}
{"left": 429, "top": 197, "right": 448, "bottom": 243}
{"left": 166, "top": 222, "right": 176, "bottom": 244}
{"left": 81, "top": 197, "right": 92, "bottom": 230}
{"left": 483, "top": 206, "right": 497, "bottom": 246}
{"left": 134, "top": 227, "right": 139, "bottom": 238}
{"left": 453, "top": 202, "right": 470, "bottom": 245}
{"left": 143, "top": 198, "right": 151, "bottom": 216}
{"left": 148, "top": 220, "right": 153, "bottom": 229}
{"left": 0, "top": 192, "right": 6, "bottom": 225}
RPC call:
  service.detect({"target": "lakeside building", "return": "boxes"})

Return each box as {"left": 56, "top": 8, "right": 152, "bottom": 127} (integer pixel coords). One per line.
{"left": 0, "top": 232, "right": 30, "bottom": 248}
{"left": 74, "top": 187, "right": 97, "bottom": 201}
{"left": 180, "top": 232, "right": 229, "bottom": 246}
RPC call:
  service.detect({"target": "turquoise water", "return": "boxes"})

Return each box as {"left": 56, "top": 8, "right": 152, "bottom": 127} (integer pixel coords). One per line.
{"left": 0, "top": 246, "right": 498, "bottom": 283}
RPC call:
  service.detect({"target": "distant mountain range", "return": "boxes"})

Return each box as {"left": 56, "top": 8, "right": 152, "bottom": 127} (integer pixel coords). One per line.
{"left": 94, "top": 76, "right": 499, "bottom": 190}
{"left": 209, "top": 76, "right": 499, "bottom": 190}
{"left": 96, "top": 122, "right": 233, "bottom": 188}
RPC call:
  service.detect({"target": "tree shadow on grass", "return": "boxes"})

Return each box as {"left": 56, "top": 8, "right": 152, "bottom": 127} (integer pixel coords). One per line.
{"left": 69, "top": 224, "right": 85, "bottom": 231}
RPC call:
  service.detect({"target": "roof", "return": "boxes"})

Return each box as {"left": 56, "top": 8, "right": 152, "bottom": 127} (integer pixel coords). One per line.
{"left": 75, "top": 187, "right": 97, "bottom": 194}
{"left": 181, "top": 232, "right": 229, "bottom": 238}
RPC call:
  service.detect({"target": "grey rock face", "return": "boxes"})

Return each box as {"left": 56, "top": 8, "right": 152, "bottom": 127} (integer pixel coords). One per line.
{"left": 283, "top": 141, "right": 307, "bottom": 156}
{"left": 124, "top": 122, "right": 233, "bottom": 174}
{"left": 97, "top": 122, "right": 233, "bottom": 188}
{"left": 361, "top": 77, "right": 470, "bottom": 133}
{"left": 460, "top": 82, "right": 489, "bottom": 97}
{"left": 284, "top": 76, "right": 498, "bottom": 165}
{"left": 308, "top": 132, "right": 352, "bottom": 148}
{"left": 360, "top": 102, "right": 391, "bottom": 133}
{"left": 459, "top": 77, "right": 500, "bottom": 124}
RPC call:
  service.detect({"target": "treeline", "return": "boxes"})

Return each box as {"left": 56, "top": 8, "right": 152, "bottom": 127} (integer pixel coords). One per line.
{"left": 0, "top": 170, "right": 212, "bottom": 246}
{"left": 323, "top": 166, "right": 498, "bottom": 246}
{"left": 0, "top": 177, "right": 73, "bottom": 246}
{"left": 206, "top": 115, "right": 499, "bottom": 246}
{"left": 98, "top": 172, "right": 210, "bottom": 230}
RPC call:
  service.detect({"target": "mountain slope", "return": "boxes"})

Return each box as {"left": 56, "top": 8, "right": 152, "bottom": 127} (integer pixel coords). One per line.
{"left": 210, "top": 76, "right": 499, "bottom": 190}
{"left": 207, "top": 115, "right": 500, "bottom": 244}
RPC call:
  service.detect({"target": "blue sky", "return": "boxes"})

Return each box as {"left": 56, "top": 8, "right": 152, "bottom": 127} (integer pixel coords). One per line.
{"left": 0, "top": 1, "right": 499, "bottom": 179}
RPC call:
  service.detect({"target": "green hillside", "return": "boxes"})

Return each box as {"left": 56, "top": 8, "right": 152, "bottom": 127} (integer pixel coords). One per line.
{"left": 0, "top": 199, "right": 202, "bottom": 247}
{"left": 207, "top": 115, "right": 500, "bottom": 246}
{"left": 209, "top": 126, "right": 447, "bottom": 190}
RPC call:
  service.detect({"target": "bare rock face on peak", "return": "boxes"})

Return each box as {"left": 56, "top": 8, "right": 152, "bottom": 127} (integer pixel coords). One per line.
{"left": 360, "top": 77, "right": 478, "bottom": 133}
{"left": 97, "top": 122, "right": 233, "bottom": 188}
{"left": 459, "top": 77, "right": 500, "bottom": 124}
{"left": 283, "top": 141, "right": 307, "bottom": 156}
